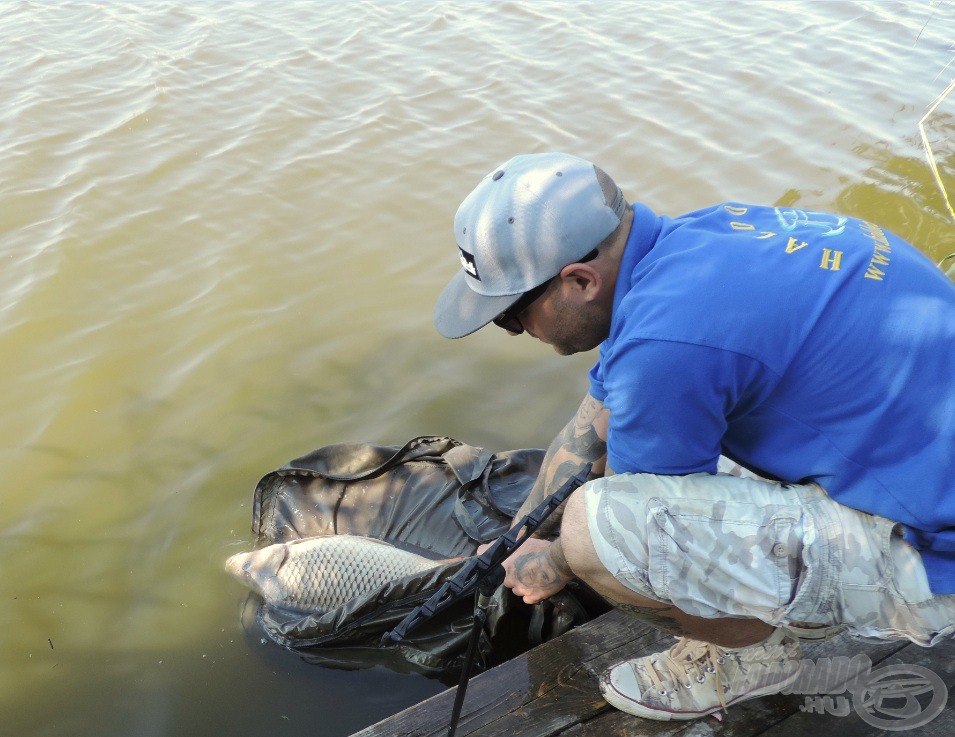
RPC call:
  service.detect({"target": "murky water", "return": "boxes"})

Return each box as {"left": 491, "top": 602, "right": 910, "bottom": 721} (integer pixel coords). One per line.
{"left": 1, "top": 2, "right": 952, "bottom": 735}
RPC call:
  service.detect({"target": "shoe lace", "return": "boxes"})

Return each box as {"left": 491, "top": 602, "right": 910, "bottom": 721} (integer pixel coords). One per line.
{"left": 643, "top": 637, "right": 729, "bottom": 711}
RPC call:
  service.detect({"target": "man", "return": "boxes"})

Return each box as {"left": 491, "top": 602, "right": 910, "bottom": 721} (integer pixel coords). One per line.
{"left": 432, "top": 152, "right": 955, "bottom": 720}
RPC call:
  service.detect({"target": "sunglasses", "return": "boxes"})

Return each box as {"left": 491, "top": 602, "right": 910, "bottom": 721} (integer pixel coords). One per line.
{"left": 492, "top": 249, "right": 599, "bottom": 335}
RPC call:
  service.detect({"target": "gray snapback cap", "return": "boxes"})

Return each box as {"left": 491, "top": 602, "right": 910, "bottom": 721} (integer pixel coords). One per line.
{"left": 434, "top": 152, "right": 626, "bottom": 338}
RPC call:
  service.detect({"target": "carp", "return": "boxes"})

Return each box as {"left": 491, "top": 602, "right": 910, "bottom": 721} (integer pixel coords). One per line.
{"left": 225, "top": 535, "right": 456, "bottom": 613}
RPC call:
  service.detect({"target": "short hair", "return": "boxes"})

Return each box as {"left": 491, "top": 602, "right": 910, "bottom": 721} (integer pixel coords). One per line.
{"left": 594, "top": 165, "right": 630, "bottom": 249}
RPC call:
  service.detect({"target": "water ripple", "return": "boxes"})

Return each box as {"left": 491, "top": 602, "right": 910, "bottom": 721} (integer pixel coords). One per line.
{"left": 0, "top": 2, "right": 952, "bottom": 734}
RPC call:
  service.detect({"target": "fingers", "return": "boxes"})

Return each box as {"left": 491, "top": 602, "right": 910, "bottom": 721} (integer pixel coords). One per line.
{"left": 476, "top": 538, "right": 571, "bottom": 604}
{"left": 502, "top": 568, "right": 539, "bottom": 604}
{"left": 501, "top": 539, "right": 571, "bottom": 603}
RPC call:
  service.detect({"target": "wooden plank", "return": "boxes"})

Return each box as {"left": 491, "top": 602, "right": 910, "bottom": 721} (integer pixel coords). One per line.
{"left": 559, "top": 633, "right": 910, "bottom": 737}
{"left": 350, "top": 609, "right": 945, "bottom": 737}
{"left": 755, "top": 638, "right": 955, "bottom": 737}
{"left": 350, "top": 609, "right": 667, "bottom": 737}
{"left": 464, "top": 632, "right": 895, "bottom": 737}
{"left": 464, "top": 631, "right": 906, "bottom": 737}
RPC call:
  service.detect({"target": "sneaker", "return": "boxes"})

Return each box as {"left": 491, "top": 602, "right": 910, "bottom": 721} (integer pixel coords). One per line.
{"left": 599, "top": 628, "right": 801, "bottom": 720}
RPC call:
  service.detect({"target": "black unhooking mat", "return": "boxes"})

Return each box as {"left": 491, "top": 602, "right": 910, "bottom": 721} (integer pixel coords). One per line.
{"left": 241, "top": 435, "right": 611, "bottom": 678}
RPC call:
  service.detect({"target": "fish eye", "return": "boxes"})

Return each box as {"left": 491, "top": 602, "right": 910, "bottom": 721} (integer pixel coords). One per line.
{"left": 242, "top": 561, "right": 251, "bottom": 571}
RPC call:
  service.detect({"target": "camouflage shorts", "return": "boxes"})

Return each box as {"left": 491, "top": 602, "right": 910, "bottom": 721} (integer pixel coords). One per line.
{"left": 584, "top": 470, "right": 955, "bottom": 646}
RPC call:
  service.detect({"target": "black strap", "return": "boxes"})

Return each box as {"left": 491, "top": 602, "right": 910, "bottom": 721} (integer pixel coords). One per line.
{"left": 381, "top": 464, "right": 593, "bottom": 646}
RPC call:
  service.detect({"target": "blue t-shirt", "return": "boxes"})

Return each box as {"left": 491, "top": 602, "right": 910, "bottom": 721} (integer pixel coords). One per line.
{"left": 589, "top": 202, "right": 955, "bottom": 594}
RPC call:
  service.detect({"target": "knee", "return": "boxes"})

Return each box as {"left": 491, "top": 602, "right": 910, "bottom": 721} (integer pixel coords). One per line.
{"left": 559, "top": 487, "right": 599, "bottom": 579}
{"left": 561, "top": 487, "right": 587, "bottom": 536}
{"left": 559, "top": 482, "right": 659, "bottom": 605}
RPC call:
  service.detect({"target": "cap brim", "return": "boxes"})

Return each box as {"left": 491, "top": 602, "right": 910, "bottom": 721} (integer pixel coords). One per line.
{"left": 433, "top": 270, "right": 521, "bottom": 338}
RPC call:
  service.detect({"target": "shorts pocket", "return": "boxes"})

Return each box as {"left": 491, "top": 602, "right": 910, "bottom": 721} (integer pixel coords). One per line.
{"left": 886, "top": 524, "right": 936, "bottom": 606}
{"left": 646, "top": 497, "right": 801, "bottom": 619}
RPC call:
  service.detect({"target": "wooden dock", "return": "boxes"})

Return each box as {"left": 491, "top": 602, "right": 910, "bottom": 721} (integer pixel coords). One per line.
{"left": 351, "top": 609, "right": 955, "bottom": 736}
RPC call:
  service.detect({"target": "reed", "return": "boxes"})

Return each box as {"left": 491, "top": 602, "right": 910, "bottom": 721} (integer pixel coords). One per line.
{"left": 940, "top": 252, "right": 955, "bottom": 279}
{"left": 920, "top": 76, "right": 955, "bottom": 223}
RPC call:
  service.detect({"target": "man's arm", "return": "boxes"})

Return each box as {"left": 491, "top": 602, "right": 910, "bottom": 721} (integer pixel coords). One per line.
{"left": 476, "top": 392, "right": 609, "bottom": 603}
{"left": 512, "top": 392, "right": 609, "bottom": 538}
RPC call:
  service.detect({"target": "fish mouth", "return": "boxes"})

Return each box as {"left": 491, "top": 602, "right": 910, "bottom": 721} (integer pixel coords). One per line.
{"left": 224, "top": 551, "right": 254, "bottom": 580}
{"left": 224, "top": 552, "right": 241, "bottom": 570}
{"left": 225, "top": 545, "right": 291, "bottom": 602}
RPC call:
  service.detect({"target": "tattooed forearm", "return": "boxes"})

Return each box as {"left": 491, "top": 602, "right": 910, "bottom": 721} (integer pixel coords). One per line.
{"left": 573, "top": 393, "right": 604, "bottom": 432}
{"left": 514, "top": 393, "right": 609, "bottom": 534}
{"left": 614, "top": 602, "right": 690, "bottom": 638}
{"left": 566, "top": 424, "right": 605, "bottom": 459}
{"left": 531, "top": 456, "right": 594, "bottom": 538}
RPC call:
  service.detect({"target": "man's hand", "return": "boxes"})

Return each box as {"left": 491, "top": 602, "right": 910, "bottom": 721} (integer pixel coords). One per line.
{"left": 478, "top": 537, "right": 573, "bottom": 604}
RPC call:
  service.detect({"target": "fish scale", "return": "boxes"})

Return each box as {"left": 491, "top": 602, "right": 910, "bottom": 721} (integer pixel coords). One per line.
{"left": 279, "top": 539, "right": 441, "bottom": 609}
{"left": 226, "top": 535, "right": 446, "bottom": 613}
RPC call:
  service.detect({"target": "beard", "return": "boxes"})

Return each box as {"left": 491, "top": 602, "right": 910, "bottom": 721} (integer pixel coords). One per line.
{"left": 547, "top": 295, "right": 612, "bottom": 356}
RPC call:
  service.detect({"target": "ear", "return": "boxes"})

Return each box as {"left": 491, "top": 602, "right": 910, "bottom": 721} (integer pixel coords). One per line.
{"left": 557, "top": 263, "right": 602, "bottom": 302}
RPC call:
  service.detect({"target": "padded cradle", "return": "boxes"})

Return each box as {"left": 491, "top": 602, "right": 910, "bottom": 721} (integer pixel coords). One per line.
{"left": 242, "top": 435, "right": 610, "bottom": 676}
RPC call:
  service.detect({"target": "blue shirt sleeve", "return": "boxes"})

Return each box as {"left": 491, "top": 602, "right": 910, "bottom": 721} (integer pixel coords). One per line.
{"left": 588, "top": 343, "right": 609, "bottom": 402}
{"left": 596, "top": 338, "right": 772, "bottom": 475}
